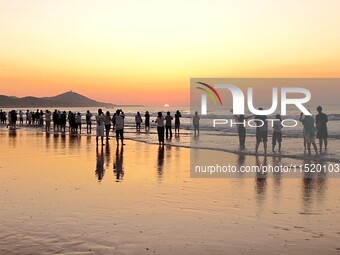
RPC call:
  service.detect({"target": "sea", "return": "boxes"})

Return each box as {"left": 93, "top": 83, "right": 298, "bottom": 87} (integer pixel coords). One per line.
{"left": 1, "top": 103, "right": 340, "bottom": 163}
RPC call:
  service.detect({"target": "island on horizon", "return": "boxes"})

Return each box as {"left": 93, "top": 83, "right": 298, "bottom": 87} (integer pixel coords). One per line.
{"left": 0, "top": 91, "right": 143, "bottom": 108}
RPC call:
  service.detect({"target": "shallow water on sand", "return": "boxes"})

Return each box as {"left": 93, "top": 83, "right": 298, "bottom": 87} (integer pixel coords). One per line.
{"left": 0, "top": 128, "right": 340, "bottom": 254}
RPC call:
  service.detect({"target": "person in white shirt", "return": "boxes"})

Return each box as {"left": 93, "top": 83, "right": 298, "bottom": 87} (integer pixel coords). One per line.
{"left": 272, "top": 114, "right": 283, "bottom": 152}
{"left": 76, "top": 112, "right": 82, "bottom": 134}
{"left": 114, "top": 109, "right": 125, "bottom": 145}
{"left": 155, "top": 112, "right": 165, "bottom": 145}
{"left": 95, "top": 109, "right": 106, "bottom": 146}
{"left": 45, "top": 110, "right": 51, "bottom": 132}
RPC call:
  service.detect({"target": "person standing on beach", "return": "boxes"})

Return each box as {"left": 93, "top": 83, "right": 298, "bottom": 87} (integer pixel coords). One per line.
{"left": 315, "top": 106, "right": 328, "bottom": 153}
{"left": 69, "top": 112, "right": 76, "bottom": 134}
{"left": 145, "top": 111, "right": 150, "bottom": 131}
{"left": 76, "top": 112, "right": 82, "bottom": 134}
{"left": 300, "top": 112, "right": 318, "bottom": 156}
{"left": 165, "top": 111, "right": 173, "bottom": 139}
{"left": 231, "top": 108, "right": 255, "bottom": 150}
{"left": 272, "top": 114, "right": 283, "bottom": 152}
{"left": 45, "top": 110, "right": 51, "bottom": 132}
{"left": 95, "top": 109, "right": 105, "bottom": 146}
{"left": 19, "top": 111, "right": 23, "bottom": 125}
{"left": 25, "top": 110, "right": 29, "bottom": 124}
{"left": 10, "top": 110, "right": 17, "bottom": 129}
{"left": 135, "top": 112, "right": 142, "bottom": 132}
{"left": 114, "top": 109, "right": 125, "bottom": 145}
{"left": 193, "top": 111, "right": 200, "bottom": 136}
{"left": 39, "top": 110, "right": 44, "bottom": 126}
{"left": 53, "top": 110, "right": 58, "bottom": 132}
{"left": 86, "top": 110, "right": 93, "bottom": 133}
{"left": 60, "top": 111, "right": 67, "bottom": 133}
{"left": 155, "top": 112, "right": 165, "bottom": 145}
{"left": 174, "top": 110, "right": 182, "bottom": 135}
{"left": 105, "top": 111, "right": 112, "bottom": 141}
{"left": 255, "top": 108, "right": 268, "bottom": 154}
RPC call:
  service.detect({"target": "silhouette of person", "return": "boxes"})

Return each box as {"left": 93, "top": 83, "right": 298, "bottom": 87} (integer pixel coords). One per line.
{"left": 165, "top": 111, "right": 173, "bottom": 139}
{"left": 231, "top": 108, "right": 254, "bottom": 150}
{"left": 272, "top": 114, "right": 283, "bottom": 152}
{"left": 105, "top": 111, "right": 111, "bottom": 141}
{"left": 193, "top": 111, "right": 200, "bottom": 136}
{"left": 114, "top": 109, "right": 125, "bottom": 145}
{"left": 315, "top": 106, "right": 328, "bottom": 153}
{"left": 155, "top": 112, "right": 165, "bottom": 145}
{"left": 144, "top": 111, "right": 150, "bottom": 131}
{"left": 300, "top": 112, "right": 318, "bottom": 156}
{"left": 254, "top": 108, "right": 268, "bottom": 154}
{"left": 135, "top": 111, "right": 142, "bottom": 132}
{"left": 174, "top": 110, "right": 182, "bottom": 135}
{"left": 86, "top": 110, "right": 93, "bottom": 133}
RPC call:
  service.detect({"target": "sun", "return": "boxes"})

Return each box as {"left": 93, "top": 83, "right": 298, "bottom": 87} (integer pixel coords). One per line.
{"left": 164, "top": 104, "right": 169, "bottom": 107}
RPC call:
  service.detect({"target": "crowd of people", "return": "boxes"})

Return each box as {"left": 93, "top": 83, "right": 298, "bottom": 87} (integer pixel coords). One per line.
{"left": 233, "top": 106, "right": 329, "bottom": 156}
{"left": 1, "top": 106, "right": 329, "bottom": 156}
{"left": 0, "top": 108, "right": 185, "bottom": 147}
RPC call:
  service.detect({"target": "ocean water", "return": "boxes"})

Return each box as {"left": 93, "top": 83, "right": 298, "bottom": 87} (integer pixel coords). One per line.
{"left": 1, "top": 104, "right": 340, "bottom": 162}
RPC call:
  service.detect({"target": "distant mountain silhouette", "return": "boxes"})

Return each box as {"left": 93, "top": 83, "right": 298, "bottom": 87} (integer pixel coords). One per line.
{"left": 0, "top": 91, "right": 115, "bottom": 108}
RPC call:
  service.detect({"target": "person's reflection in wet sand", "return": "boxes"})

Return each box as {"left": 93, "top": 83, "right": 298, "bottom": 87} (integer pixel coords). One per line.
{"left": 255, "top": 155, "right": 268, "bottom": 210}
{"left": 157, "top": 145, "right": 165, "bottom": 179}
{"left": 45, "top": 132, "right": 51, "bottom": 151}
{"left": 272, "top": 155, "right": 282, "bottom": 199}
{"left": 96, "top": 145, "right": 105, "bottom": 182}
{"left": 60, "top": 133, "right": 66, "bottom": 151}
{"left": 113, "top": 144, "right": 124, "bottom": 182}
{"left": 8, "top": 129, "right": 17, "bottom": 148}
{"left": 236, "top": 153, "right": 246, "bottom": 177}
{"left": 301, "top": 159, "right": 327, "bottom": 213}
{"left": 105, "top": 142, "right": 111, "bottom": 168}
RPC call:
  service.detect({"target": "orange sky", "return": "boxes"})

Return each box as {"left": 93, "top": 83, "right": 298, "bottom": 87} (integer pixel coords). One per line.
{"left": 1, "top": 0, "right": 340, "bottom": 106}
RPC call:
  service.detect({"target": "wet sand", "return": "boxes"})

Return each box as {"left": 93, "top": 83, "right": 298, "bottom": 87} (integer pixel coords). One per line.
{"left": 0, "top": 128, "right": 340, "bottom": 254}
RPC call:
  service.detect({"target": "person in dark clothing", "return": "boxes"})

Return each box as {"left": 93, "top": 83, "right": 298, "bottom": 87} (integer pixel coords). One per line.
{"left": 315, "top": 106, "right": 328, "bottom": 153}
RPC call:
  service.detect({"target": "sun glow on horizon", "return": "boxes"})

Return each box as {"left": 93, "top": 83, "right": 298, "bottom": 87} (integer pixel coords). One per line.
{"left": 1, "top": 0, "right": 340, "bottom": 105}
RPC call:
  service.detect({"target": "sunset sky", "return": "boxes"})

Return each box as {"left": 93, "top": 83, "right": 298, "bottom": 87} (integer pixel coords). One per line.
{"left": 1, "top": 0, "right": 340, "bottom": 106}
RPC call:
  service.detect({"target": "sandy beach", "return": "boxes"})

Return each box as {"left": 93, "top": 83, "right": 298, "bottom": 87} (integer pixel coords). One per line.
{"left": 1, "top": 127, "right": 340, "bottom": 255}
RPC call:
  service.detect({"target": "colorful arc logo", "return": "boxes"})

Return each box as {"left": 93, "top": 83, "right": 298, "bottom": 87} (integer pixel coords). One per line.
{"left": 196, "top": 82, "right": 223, "bottom": 106}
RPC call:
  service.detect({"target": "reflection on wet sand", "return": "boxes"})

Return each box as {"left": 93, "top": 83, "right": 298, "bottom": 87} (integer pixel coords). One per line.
{"left": 272, "top": 155, "right": 282, "bottom": 199}
{"left": 301, "top": 160, "right": 328, "bottom": 213}
{"left": 255, "top": 156, "right": 268, "bottom": 210}
{"left": 113, "top": 145, "right": 124, "bottom": 182}
{"left": 157, "top": 145, "right": 165, "bottom": 179}
{"left": 95, "top": 146, "right": 105, "bottom": 182}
